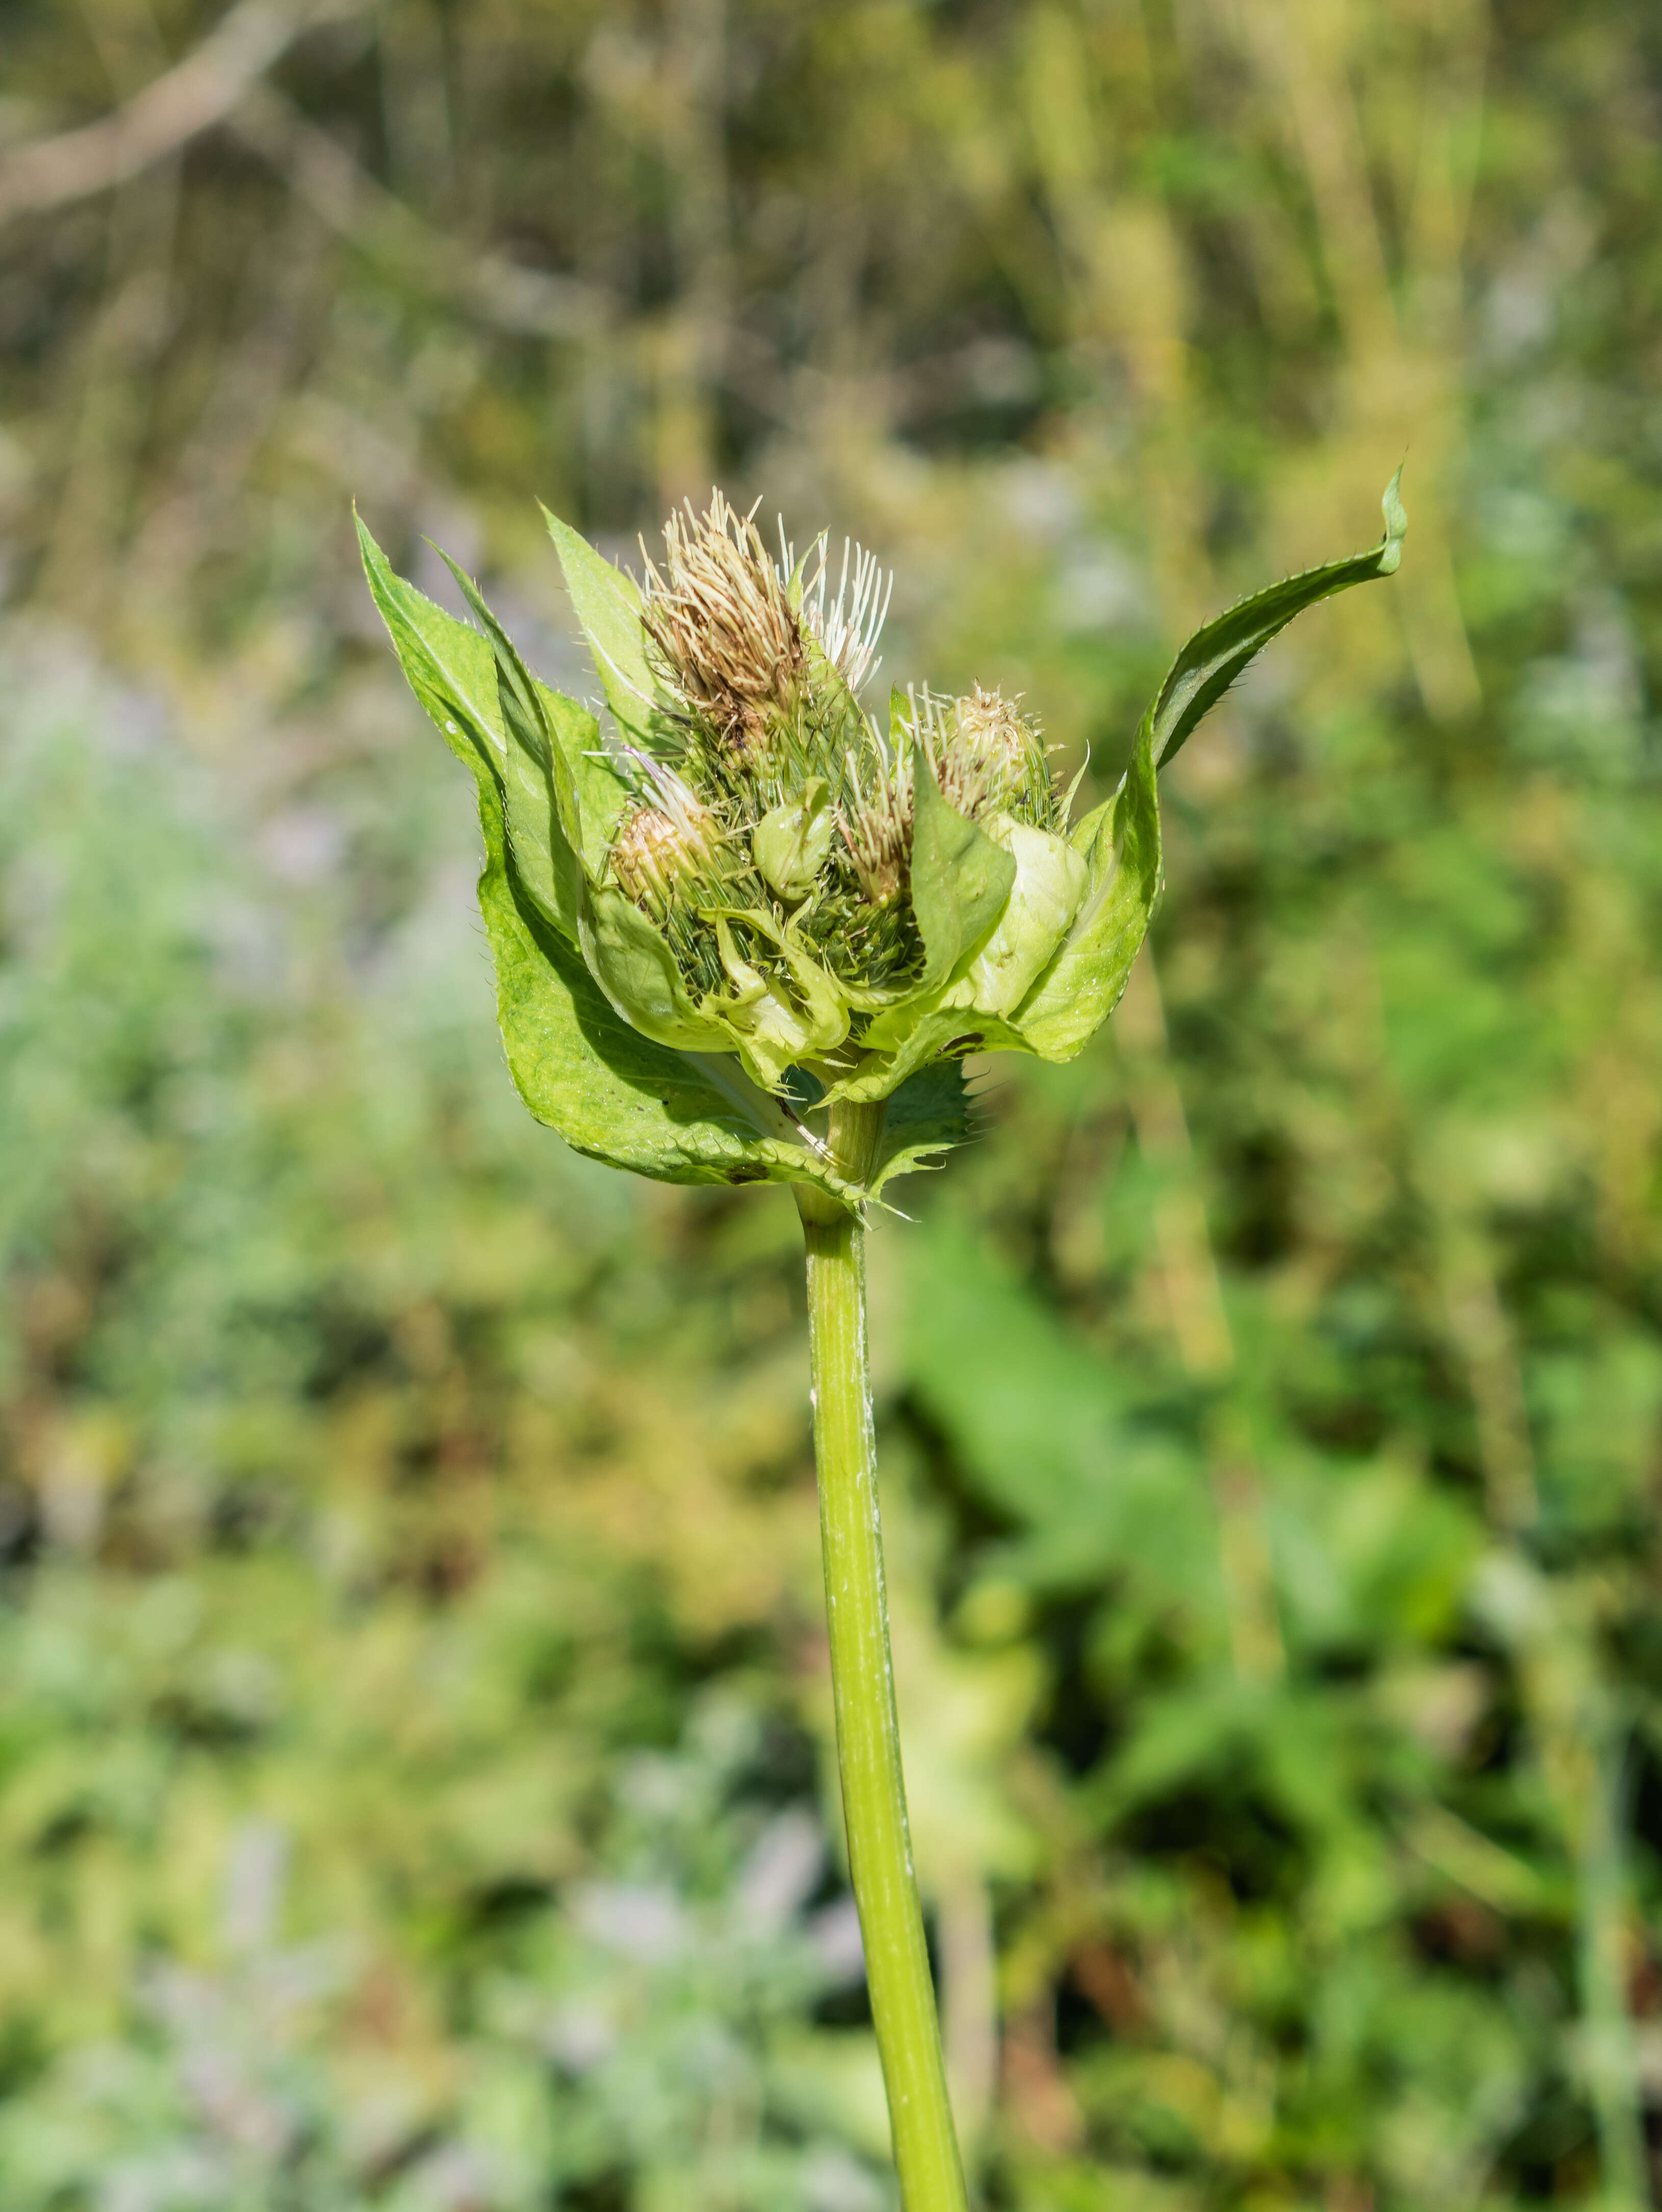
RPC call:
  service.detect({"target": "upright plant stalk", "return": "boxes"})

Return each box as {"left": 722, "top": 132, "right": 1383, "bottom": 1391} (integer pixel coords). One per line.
{"left": 797, "top": 1099, "right": 967, "bottom": 2212}
{"left": 366, "top": 476, "right": 1404, "bottom": 2211}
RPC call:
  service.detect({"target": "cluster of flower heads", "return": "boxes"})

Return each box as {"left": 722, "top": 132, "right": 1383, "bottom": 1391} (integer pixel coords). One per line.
{"left": 365, "top": 466, "right": 1400, "bottom": 1165}
{"left": 366, "top": 468, "right": 1400, "bottom": 1165}
{"left": 604, "top": 492, "right": 1061, "bottom": 1015}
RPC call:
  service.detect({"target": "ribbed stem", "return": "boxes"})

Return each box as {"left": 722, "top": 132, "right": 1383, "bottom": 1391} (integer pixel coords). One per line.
{"left": 797, "top": 1103, "right": 967, "bottom": 2212}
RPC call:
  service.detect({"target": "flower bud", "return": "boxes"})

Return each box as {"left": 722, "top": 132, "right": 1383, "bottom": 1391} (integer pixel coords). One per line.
{"left": 610, "top": 794, "right": 722, "bottom": 922}
{"left": 753, "top": 777, "right": 836, "bottom": 903}
{"left": 931, "top": 686, "right": 1054, "bottom": 829}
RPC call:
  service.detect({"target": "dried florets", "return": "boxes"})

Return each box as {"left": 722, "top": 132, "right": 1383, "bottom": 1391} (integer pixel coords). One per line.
{"left": 840, "top": 735, "right": 913, "bottom": 910}
{"left": 641, "top": 493, "right": 805, "bottom": 762}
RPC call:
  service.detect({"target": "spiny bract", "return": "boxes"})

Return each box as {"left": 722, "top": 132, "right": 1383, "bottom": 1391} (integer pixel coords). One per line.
{"left": 359, "top": 474, "right": 1403, "bottom": 1205}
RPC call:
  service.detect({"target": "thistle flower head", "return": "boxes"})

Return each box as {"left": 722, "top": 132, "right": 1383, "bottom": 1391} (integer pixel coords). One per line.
{"left": 612, "top": 508, "right": 1080, "bottom": 1048}
{"left": 609, "top": 763, "right": 725, "bottom": 921}
{"left": 641, "top": 493, "right": 804, "bottom": 761}
{"left": 611, "top": 807, "right": 697, "bottom": 916}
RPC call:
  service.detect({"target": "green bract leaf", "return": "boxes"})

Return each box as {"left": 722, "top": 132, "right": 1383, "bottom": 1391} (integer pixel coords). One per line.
{"left": 357, "top": 514, "right": 500, "bottom": 773}
{"left": 479, "top": 784, "right": 868, "bottom": 1200}
{"left": 834, "top": 748, "right": 1019, "bottom": 1096}
{"left": 951, "top": 823, "right": 1090, "bottom": 1020}
{"left": 439, "top": 550, "right": 586, "bottom": 933}
{"left": 830, "top": 1005, "right": 1026, "bottom": 1107}
{"left": 578, "top": 884, "right": 733, "bottom": 1053}
{"left": 707, "top": 908, "right": 853, "bottom": 1091}
{"left": 908, "top": 745, "right": 1017, "bottom": 987}
{"left": 868, "top": 1061, "right": 975, "bottom": 1199}
{"left": 1149, "top": 468, "right": 1407, "bottom": 772}
{"left": 539, "top": 679, "right": 632, "bottom": 876}
{"left": 357, "top": 516, "right": 585, "bottom": 943}
{"left": 720, "top": 988, "right": 825, "bottom": 1092}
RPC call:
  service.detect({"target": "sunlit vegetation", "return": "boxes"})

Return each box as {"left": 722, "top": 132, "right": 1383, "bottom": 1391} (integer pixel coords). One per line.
{"left": 0, "top": 2, "right": 1658, "bottom": 2205}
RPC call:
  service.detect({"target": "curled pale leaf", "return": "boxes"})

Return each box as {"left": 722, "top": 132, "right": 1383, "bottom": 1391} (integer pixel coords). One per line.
{"left": 579, "top": 883, "right": 734, "bottom": 1053}
{"left": 952, "top": 823, "right": 1091, "bottom": 1020}
{"left": 1011, "top": 717, "right": 1161, "bottom": 1060}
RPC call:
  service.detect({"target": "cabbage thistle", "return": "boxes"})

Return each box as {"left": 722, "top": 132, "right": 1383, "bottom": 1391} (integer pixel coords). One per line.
{"left": 360, "top": 475, "right": 1404, "bottom": 2210}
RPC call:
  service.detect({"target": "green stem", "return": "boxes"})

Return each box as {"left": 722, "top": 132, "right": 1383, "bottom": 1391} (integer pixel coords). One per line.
{"left": 797, "top": 1101, "right": 968, "bottom": 2212}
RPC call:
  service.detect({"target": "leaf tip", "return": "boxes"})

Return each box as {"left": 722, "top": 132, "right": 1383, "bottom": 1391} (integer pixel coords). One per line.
{"left": 432, "top": 541, "right": 481, "bottom": 613}
{"left": 353, "top": 505, "right": 383, "bottom": 562}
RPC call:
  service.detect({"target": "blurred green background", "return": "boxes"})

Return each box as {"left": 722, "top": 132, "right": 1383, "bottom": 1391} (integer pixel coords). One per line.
{"left": 1, "top": 2, "right": 1660, "bottom": 2206}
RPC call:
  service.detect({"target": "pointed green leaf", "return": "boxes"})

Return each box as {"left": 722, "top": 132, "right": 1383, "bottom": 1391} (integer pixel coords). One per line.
{"left": 438, "top": 551, "right": 585, "bottom": 936}
{"left": 908, "top": 747, "right": 1017, "bottom": 988}
{"left": 1147, "top": 470, "right": 1407, "bottom": 771}
{"left": 357, "top": 516, "right": 583, "bottom": 942}
{"left": 358, "top": 514, "right": 503, "bottom": 780}
{"left": 438, "top": 553, "right": 580, "bottom": 840}
{"left": 541, "top": 503, "right": 663, "bottom": 747}
{"left": 540, "top": 680, "right": 632, "bottom": 875}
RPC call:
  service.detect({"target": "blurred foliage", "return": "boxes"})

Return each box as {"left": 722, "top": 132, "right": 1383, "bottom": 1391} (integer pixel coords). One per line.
{"left": 1, "top": 1, "right": 1660, "bottom": 2207}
